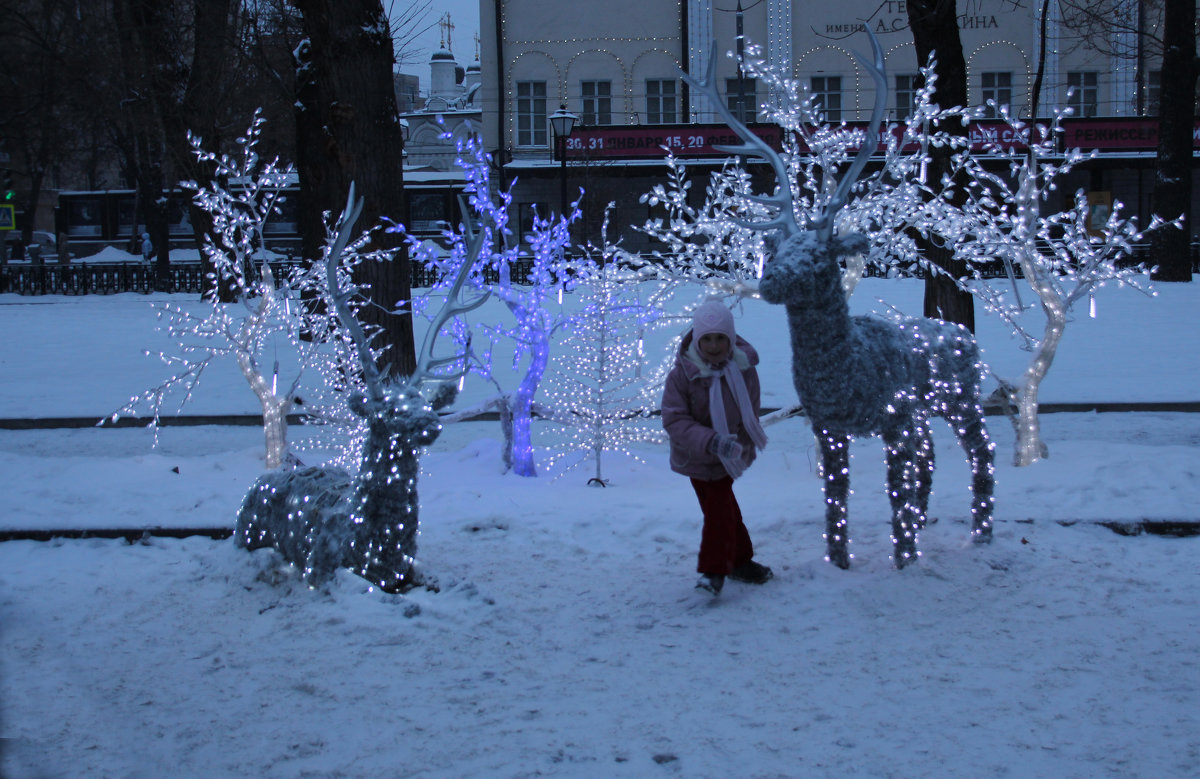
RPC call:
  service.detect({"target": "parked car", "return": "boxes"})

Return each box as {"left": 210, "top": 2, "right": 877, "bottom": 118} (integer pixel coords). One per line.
{"left": 3, "top": 230, "right": 57, "bottom": 261}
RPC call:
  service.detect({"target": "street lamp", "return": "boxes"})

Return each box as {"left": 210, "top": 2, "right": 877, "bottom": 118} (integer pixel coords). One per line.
{"left": 549, "top": 105, "right": 579, "bottom": 217}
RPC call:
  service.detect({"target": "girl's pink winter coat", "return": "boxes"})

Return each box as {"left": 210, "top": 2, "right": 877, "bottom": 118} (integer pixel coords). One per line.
{"left": 660, "top": 331, "right": 763, "bottom": 481}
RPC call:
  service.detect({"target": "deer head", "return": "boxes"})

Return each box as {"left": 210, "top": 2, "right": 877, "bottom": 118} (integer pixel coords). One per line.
{"left": 681, "top": 32, "right": 887, "bottom": 304}
{"left": 326, "top": 184, "right": 490, "bottom": 450}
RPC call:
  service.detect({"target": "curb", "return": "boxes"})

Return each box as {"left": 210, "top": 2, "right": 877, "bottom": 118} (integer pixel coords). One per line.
{"left": 2, "top": 519, "right": 1196, "bottom": 544}
{"left": 4, "top": 401, "right": 1200, "bottom": 430}
{"left": 0, "top": 527, "right": 234, "bottom": 542}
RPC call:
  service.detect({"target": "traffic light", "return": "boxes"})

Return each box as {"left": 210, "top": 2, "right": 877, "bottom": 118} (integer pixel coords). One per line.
{"left": 2, "top": 169, "right": 12, "bottom": 201}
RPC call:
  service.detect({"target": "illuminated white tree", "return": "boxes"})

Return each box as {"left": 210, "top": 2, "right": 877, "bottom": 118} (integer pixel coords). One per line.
{"left": 943, "top": 102, "right": 1176, "bottom": 466}
{"left": 635, "top": 154, "right": 771, "bottom": 299}
{"left": 540, "top": 218, "right": 676, "bottom": 485}
{"left": 108, "top": 116, "right": 345, "bottom": 469}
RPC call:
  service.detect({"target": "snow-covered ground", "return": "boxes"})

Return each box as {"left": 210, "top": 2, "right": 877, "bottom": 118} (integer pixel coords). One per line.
{"left": 2, "top": 277, "right": 1199, "bottom": 777}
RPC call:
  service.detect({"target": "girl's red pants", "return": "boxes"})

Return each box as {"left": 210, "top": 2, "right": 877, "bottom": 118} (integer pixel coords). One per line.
{"left": 690, "top": 476, "right": 754, "bottom": 575}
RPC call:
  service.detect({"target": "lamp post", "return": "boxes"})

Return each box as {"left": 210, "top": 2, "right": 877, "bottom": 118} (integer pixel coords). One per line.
{"left": 549, "top": 105, "right": 579, "bottom": 218}
{"left": 735, "top": 0, "right": 746, "bottom": 123}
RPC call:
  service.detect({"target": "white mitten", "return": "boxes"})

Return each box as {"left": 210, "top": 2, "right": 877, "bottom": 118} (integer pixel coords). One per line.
{"left": 710, "top": 434, "right": 746, "bottom": 479}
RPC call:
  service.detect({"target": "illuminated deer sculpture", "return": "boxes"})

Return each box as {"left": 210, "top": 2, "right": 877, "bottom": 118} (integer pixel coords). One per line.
{"left": 684, "top": 34, "right": 994, "bottom": 568}
{"left": 235, "top": 186, "right": 488, "bottom": 591}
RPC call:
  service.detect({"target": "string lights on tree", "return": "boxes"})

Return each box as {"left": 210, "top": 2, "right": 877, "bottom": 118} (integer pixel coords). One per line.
{"left": 108, "top": 114, "right": 346, "bottom": 470}
{"left": 540, "top": 212, "right": 677, "bottom": 484}
{"left": 939, "top": 99, "right": 1179, "bottom": 467}
{"left": 397, "top": 127, "right": 592, "bottom": 477}
{"left": 635, "top": 48, "right": 979, "bottom": 304}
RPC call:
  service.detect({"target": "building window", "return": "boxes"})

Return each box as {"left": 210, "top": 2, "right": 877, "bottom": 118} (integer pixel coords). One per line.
{"left": 981, "top": 71, "right": 1012, "bottom": 118}
{"left": 408, "top": 192, "right": 449, "bottom": 234}
{"left": 1147, "top": 70, "right": 1161, "bottom": 115}
{"left": 1067, "top": 71, "right": 1098, "bottom": 117}
{"left": 581, "top": 80, "right": 612, "bottom": 125}
{"left": 69, "top": 198, "right": 103, "bottom": 237}
{"left": 811, "top": 76, "right": 842, "bottom": 122}
{"left": 725, "top": 77, "right": 758, "bottom": 122}
{"left": 895, "top": 73, "right": 919, "bottom": 120}
{"left": 516, "top": 81, "right": 548, "bottom": 147}
{"left": 646, "top": 79, "right": 677, "bottom": 124}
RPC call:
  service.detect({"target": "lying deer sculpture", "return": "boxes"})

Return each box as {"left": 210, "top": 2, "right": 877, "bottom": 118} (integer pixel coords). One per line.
{"left": 684, "top": 34, "right": 995, "bottom": 568}
{"left": 234, "top": 185, "right": 488, "bottom": 591}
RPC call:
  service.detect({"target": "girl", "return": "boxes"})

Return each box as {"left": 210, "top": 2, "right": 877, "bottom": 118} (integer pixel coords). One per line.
{"left": 661, "top": 300, "right": 772, "bottom": 595}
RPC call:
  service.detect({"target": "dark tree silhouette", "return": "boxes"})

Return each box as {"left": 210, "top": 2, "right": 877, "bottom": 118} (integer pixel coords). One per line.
{"left": 1149, "top": 0, "right": 1196, "bottom": 282}
{"left": 292, "top": 0, "right": 415, "bottom": 376}
{"left": 0, "top": 0, "right": 102, "bottom": 248}
{"left": 112, "top": 0, "right": 175, "bottom": 288}
{"left": 906, "top": 0, "right": 976, "bottom": 332}
{"left": 1057, "top": 0, "right": 1196, "bottom": 281}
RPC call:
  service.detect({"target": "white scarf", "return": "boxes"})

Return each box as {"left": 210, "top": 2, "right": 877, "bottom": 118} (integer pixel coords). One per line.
{"left": 690, "top": 343, "right": 769, "bottom": 479}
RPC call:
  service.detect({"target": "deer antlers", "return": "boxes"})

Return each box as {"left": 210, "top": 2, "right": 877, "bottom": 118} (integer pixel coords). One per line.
{"left": 411, "top": 218, "right": 491, "bottom": 384}
{"left": 682, "top": 52, "right": 801, "bottom": 240}
{"left": 681, "top": 30, "right": 889, "bottom": 243}
{"left": 325, "top": 183, "right": 491, "bottom": 402}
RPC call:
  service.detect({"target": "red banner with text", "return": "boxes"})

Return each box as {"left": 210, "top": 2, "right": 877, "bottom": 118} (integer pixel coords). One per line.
{"left": 561, "top": 118, "right": 1200, "bottom": 161}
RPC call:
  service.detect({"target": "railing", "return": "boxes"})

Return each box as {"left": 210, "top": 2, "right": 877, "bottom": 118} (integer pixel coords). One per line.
{"left": 0, "top": 258, "right": 541, "bottom": 296}
{"left": 2, "top": 245, "right": 1195, "bottom": 296}
{"left": 0, "top": 261, "right": 306, "bottom": 296}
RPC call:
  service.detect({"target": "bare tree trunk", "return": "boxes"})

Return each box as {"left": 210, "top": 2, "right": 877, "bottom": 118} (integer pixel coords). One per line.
{"left": 906, "top": 0, "right": 976, "bottom": 331}
{"left": 112, "top": 0, "right": 173, "bottom": 289}
{"left": 178, "top": 0, "right": 244, "bottom": 299}
{"left": 142, "top": 0, "right": 245, "bottom": 299}
{"left": 291, "top": 0, "right": 414, "bottom": 377}
{"left": 1149, "top": 0, "right": 1196, "bottom": 283}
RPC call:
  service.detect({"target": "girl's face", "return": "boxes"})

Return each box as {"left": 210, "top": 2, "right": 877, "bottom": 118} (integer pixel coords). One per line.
{"left": 697, "top": 332, "right": 731, "bottom": 364}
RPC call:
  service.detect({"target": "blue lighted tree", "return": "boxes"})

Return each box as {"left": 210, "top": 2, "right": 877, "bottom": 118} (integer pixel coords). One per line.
{"left": 397, "top": 129, "right": 593, "bottom": 477}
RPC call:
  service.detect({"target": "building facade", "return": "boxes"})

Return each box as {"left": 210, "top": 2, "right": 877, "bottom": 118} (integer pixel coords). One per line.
{"left": 397, "top": 39, "right": 485, "bottom": 243}
{"left": 401, "top": 41, "right": 483, "bottom": 172}
{"left": 479, "top": 0, "right": 1198, "bottom": 252}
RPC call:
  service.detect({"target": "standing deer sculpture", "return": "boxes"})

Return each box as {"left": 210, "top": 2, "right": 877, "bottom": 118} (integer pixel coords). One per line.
{"left": 684, "top": 34, "right": 994, "bottom": 568}
{"left": 234, "top": 185, "right": 488, "bottom": 591}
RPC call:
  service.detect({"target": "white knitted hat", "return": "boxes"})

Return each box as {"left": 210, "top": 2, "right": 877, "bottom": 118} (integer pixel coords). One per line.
{"left": 691, "top": 300, "right": 736, "bottom": 342}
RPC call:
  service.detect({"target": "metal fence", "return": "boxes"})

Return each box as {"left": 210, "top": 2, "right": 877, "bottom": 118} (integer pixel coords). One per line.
{"left": 0, "top": 258, "right": 540, "bottom": 296}
{"left": 1, "top": 245, "right": 1194, "bottom": 296}
{"left": 0, "top": 261, "right": 217, "bottom": 295}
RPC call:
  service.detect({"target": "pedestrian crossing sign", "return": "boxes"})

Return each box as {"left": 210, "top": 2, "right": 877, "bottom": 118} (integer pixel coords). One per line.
{"left": 0, "top": 204, "right": 13, "bottom": 230}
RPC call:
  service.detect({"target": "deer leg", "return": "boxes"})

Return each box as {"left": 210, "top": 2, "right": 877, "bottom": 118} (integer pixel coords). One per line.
{"left": 950, "top": 405, "right": 996, "bottom": 543}
{"left": 913, "top": 419, "right": 934, "bottom": 530}
{"left": 818, "top": 429, "right": 852, "bottom": 569}
{"left": 884, "top": 427, "right": 922, "bottom": 569}
{"left": 234, "top": 479, "right": 284, "bottom": 551}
